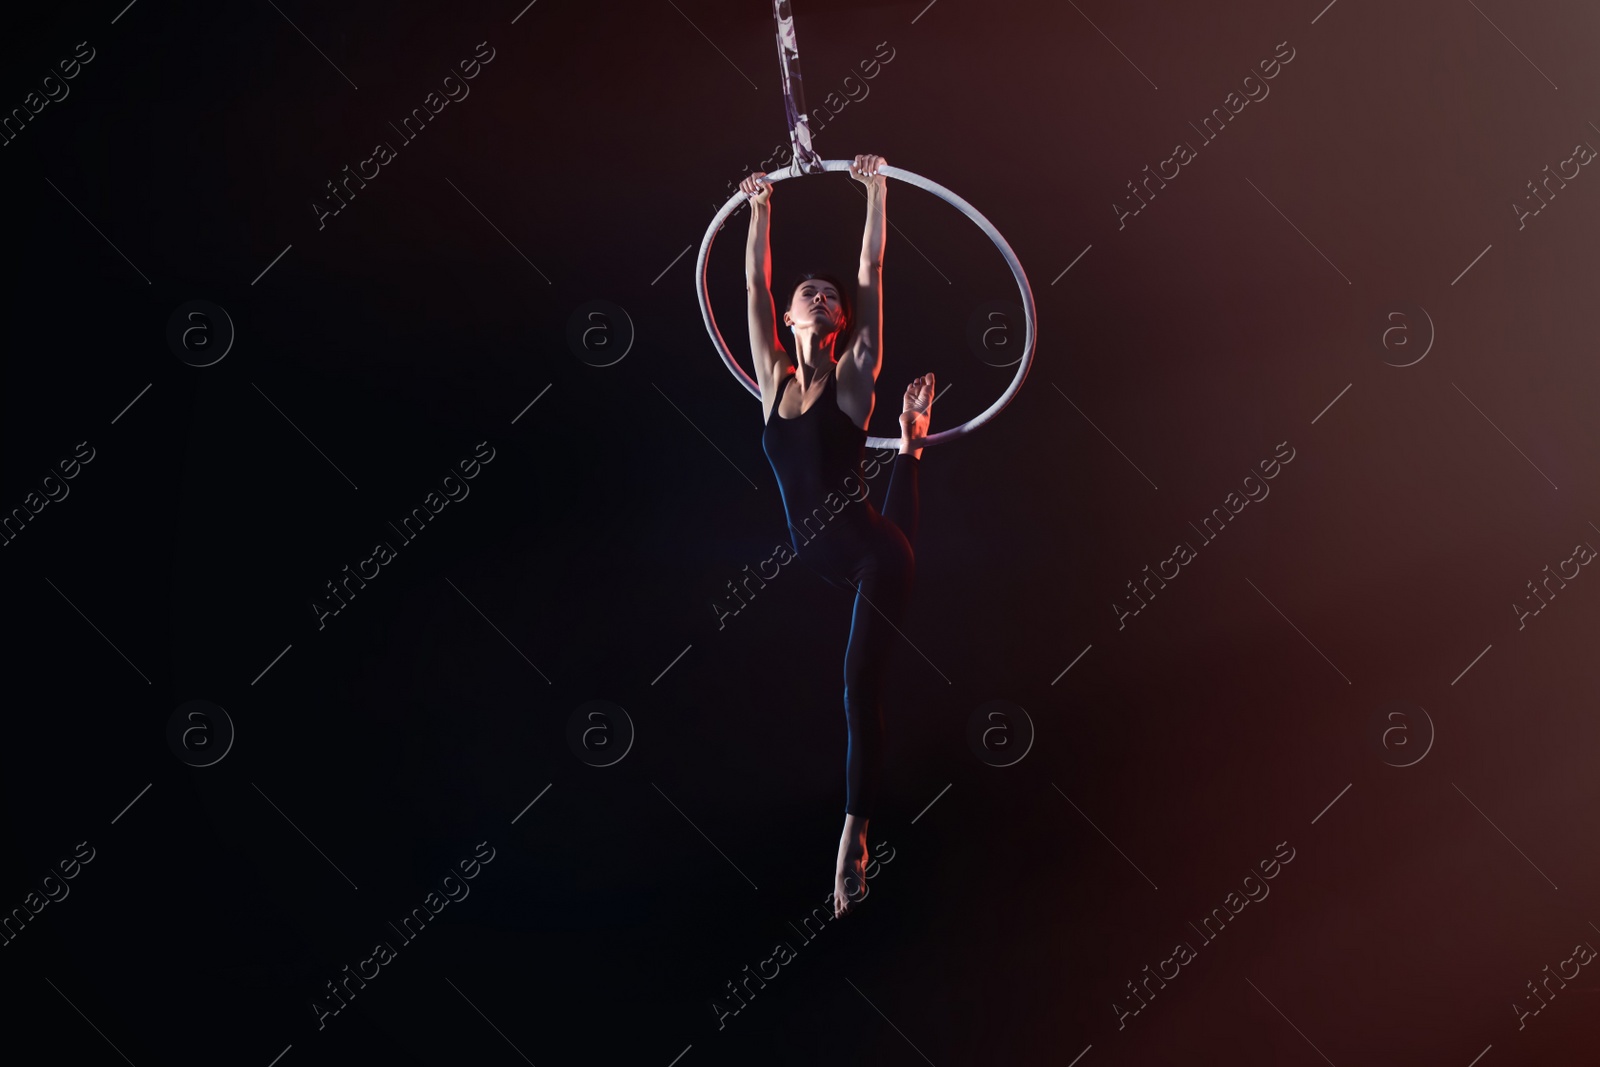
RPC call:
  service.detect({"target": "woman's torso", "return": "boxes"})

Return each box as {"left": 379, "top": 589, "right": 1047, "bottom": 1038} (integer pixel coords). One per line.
{"left": 760, "top": 363, "right": 876, "bottom": 560}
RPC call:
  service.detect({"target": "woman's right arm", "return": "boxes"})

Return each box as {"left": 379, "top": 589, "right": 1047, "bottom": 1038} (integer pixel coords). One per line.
{"left": 742, "top": 173, "right": 786, "bottom": 395}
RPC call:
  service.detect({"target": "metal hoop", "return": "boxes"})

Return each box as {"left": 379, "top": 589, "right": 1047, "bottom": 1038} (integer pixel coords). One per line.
{"left": 696, "top": 160, "right": 1036, "bottom": 450}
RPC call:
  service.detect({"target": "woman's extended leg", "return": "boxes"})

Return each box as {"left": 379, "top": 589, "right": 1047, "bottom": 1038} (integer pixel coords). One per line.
{"left": 840, "top": 532, "right": 914, "bottom": 819}
{"left": 835, "top": 454, "right": 919, "bottom": 818}
{"left": 832, "top": 374, "right": 933, "bottom": 917}
{"left": 834, "top": 530, "right": 913, "bottom": 915}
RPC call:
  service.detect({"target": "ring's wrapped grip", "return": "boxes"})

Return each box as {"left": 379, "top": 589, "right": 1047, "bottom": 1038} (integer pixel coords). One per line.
{"left": 772, "top": 0, "right": 823, "bottom": 175}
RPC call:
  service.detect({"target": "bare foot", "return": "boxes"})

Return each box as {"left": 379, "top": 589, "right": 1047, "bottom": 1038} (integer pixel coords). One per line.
{"left": 834, "top": 814, "right": 870, "bottom": 917}
{"left": 898, "top": 373, "right": 934, "bottom": 459}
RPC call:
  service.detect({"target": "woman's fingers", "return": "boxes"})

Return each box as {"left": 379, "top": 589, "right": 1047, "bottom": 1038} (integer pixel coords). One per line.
{"left": 741, "top": 173, "right": 773, "bottom": 200}
{"left": 850, "top": 154, "right": 888, "bottom": 179}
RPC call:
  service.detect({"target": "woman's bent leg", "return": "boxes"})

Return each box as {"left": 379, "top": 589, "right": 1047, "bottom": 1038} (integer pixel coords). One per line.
{"left": 879, "top": 453, "right": 920, "bottom": 548}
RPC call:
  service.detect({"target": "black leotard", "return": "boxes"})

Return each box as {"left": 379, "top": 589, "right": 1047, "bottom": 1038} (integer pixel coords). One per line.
{"left": 761, "top": 364, "right": 920, "bottom": 818}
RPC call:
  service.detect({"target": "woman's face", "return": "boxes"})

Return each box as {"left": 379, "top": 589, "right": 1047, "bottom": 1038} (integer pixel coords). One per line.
{"left": 786, "top": 280, "right": 845, "bottom": 335}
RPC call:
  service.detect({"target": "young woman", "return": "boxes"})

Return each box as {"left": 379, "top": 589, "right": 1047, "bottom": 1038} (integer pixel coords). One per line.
{"left": 739, "top": 153, "right": 934, "bottom": 918}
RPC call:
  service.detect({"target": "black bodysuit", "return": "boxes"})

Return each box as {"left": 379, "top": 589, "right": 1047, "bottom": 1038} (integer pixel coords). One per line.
{"left": 761, "top": 365, "right": 920, "bottom": 818}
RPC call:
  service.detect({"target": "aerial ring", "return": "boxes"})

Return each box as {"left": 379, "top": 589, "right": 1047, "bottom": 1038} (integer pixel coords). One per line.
{"left": 696, "top": 160, "right": 1037, "bottom": 450}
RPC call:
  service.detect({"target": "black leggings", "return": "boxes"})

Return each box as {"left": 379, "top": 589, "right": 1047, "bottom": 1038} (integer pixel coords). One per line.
{"left": 825, "top": 453, "right": 920, "bottom": 818}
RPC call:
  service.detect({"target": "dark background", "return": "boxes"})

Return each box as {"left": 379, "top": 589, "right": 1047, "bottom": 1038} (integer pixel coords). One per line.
{"left": 3, "top": 0, "right": 1599, "bottom": 1064}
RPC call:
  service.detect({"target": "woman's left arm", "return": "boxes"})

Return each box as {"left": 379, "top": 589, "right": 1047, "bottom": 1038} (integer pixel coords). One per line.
{"left": 846, "top": 154, "right": 887, "bottom": 384}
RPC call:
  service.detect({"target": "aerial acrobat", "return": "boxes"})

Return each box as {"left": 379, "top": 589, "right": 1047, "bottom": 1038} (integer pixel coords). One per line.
{"left": 741, "top": 153, "right": 932, "bottom": 918}
{"left": 694, "top": 1, "right": 1036, "bottom": 919}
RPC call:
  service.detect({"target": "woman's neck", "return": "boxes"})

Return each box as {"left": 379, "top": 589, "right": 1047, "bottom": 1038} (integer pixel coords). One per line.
{"left": 791, "top": 331, "right": 836, "bottom": 387}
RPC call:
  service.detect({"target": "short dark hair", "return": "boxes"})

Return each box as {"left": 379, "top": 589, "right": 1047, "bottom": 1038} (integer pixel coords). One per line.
{"left": 787, "top": 271, "right": 852, "bottom": 337}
